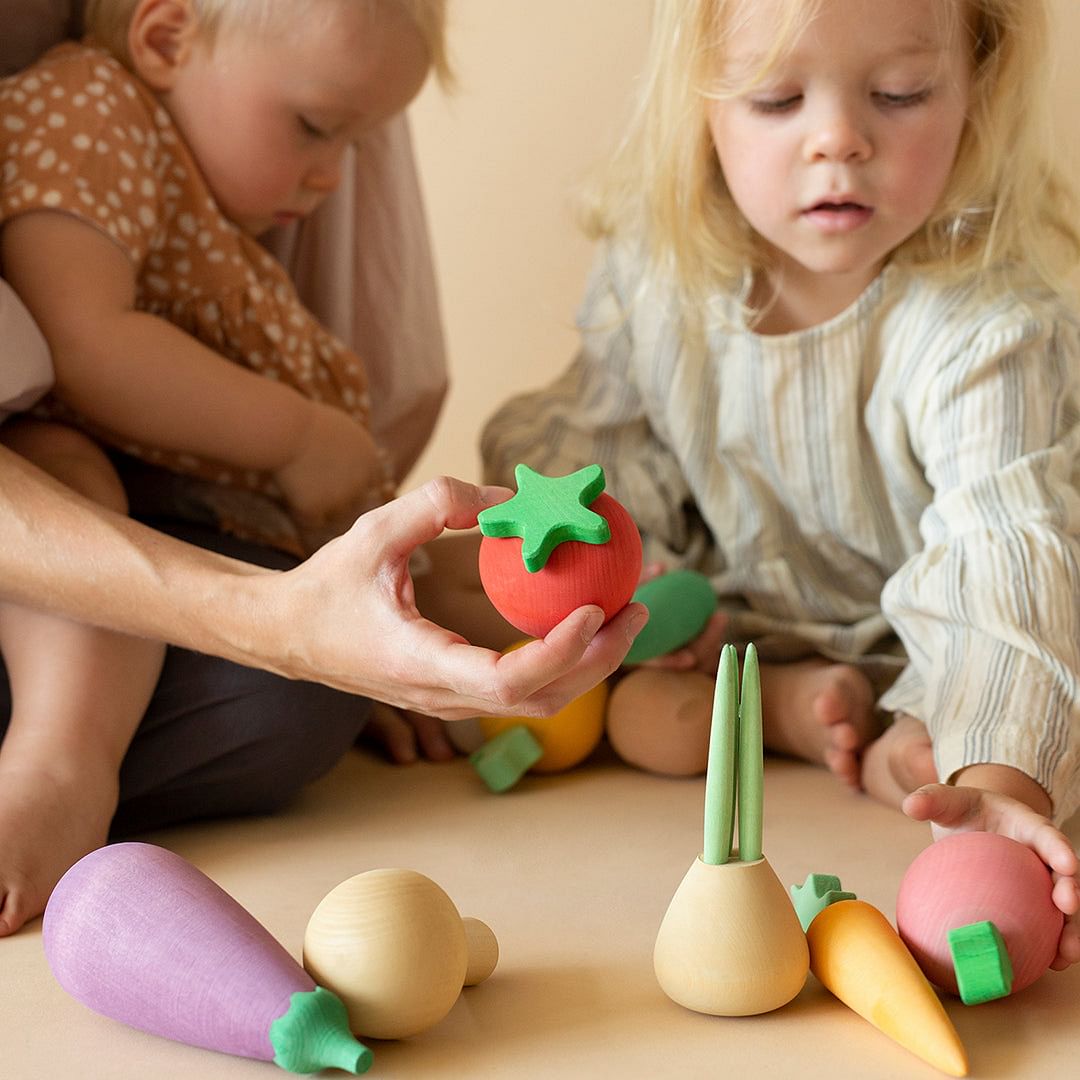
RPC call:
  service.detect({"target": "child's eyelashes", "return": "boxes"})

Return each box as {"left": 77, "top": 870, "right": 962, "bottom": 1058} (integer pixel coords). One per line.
{"left": 746, "top": 87, "right": 933, "bottom": 114}
{"left": 872, "top": 88, "right": 932, "bottom": 109}
{"left": 297, "top": 115, "right": 330, "bottom": 139}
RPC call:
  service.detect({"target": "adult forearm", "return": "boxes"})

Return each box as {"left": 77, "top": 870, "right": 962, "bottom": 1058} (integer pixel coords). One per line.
{"left": 0, "top": 446, "right": 275, "bottom": 665}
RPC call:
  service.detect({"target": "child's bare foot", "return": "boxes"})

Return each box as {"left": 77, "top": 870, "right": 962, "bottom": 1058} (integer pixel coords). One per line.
{"left": 903, "top": 781, "right": 1080, "bottom": 971}
{"left": 861, "top": 712, "right": 937, "bottom": 809}
{"left": 0, "top": 756, "right": 118, "bottom": 936}
{"left": 760, "top": 660, "right": 877, "bottom": 788}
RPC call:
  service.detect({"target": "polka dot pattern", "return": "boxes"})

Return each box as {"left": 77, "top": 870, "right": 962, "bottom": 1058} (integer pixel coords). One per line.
{"left": 1, "top": 43, "right": 389, "bottom": 551}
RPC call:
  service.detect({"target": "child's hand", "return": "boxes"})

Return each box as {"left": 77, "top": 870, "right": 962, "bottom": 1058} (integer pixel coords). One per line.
{"left": 274, "top": 400, "right": 386, "bottom": 533}
{"left": 903, "top": 782, "right": 1080, "bottom": 971}
{"left": 362, "top": 703, "right": 457, "bottom": 765}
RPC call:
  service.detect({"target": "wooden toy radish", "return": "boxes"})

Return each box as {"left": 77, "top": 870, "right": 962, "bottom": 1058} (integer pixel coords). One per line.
{"left": 477, "top": 463, "right": 642, "bottom": 638}
{"left": 791, "top": 873, "right": 968, "bottom": 1077}
{"left": 896, "top": 831, "right": 1062, "bottom": 1004}
{"left": 653, "top": 644, "right": 809, "bottom": 1015}
{"left": 43, "top": 843, "right": 373, "bottom": 1074}
{"left": 303, "top": 868, "right": 498, "bottom": 1039}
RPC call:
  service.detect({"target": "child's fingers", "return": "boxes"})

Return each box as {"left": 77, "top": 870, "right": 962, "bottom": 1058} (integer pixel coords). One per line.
{"left": 1050, "top": 916, "right": 1080, "bottom": 970}
{"left": 1052, "top": 873, "right": 1080, "bottom": 916}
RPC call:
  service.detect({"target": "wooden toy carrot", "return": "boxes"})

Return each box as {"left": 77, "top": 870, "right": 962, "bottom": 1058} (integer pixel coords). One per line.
{"left": 791, "top": 873, "right": 968, "bottom": 1077}
{"left": 44, "top": 843, "right": 373, "bottom": 1074}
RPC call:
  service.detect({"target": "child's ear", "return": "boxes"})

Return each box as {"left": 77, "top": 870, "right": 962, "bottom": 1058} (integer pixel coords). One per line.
{"left": 127, "top": 0, "right": 199, "bottom": 90}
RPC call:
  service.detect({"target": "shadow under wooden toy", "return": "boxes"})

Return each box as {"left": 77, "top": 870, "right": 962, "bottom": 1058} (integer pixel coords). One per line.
{"left": 43, "top": 843, "right": 373, "bottom": 1074}
{"left": 791, "top": 872, "right": 968, "bottom": 1076}
{"left": 654, "top": 643, "right": 809, "bottom": 1015}
{"left": 303, "top": 868, "right": 498, "bottom": 1039}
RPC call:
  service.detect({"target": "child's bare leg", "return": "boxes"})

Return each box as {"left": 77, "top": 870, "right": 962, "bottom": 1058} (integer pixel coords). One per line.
{"left": 860, "top": 711, "right": 937, "bottom": 808}
{"left": 759, "top": 659, "right": 878, "bottom": 787}
{"left": 0, "top": 422, "right": 165, "bottom": 935}
{"left": 903, "top": 766, "right": 1080, "bottom": 972}
{"left": 0, "top": 606, "right": 166, "bottom": 935}
{"left": 608, "top": 658, "right": 877, "bottom": 783}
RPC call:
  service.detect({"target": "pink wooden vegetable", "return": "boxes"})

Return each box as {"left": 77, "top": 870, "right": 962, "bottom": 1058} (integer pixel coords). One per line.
{"left": 43, "top": 843, "right": 372, "bottom": 1074}
{"left": 895, "top": 832, "right": 1062, "bottom": 1003}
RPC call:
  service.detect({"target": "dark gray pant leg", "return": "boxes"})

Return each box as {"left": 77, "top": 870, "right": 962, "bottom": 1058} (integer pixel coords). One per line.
{"left": 0, "top": 518, "right": 370, "bottom": 837}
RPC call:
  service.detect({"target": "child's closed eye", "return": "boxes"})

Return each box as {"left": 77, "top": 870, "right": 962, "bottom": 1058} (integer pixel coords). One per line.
{"left": 873, "top": 88, "right": 933, "bottom": 109}
{"left": 297, "top": 115, "right": 330, "bottom": 139}
{"left": 748, "top": 94, "right": 802, "bottom": 114}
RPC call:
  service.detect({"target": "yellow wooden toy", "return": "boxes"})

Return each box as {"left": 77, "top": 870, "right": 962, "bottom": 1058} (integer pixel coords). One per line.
{"left": 470, "top": 639, "right": 608, "bottom": 791}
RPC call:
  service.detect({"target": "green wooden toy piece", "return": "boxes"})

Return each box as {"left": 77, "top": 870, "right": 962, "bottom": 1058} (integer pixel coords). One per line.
{"left": 270, "top": 987, "right": 373, "bottom": 1074}
{"left": 703, "top": 644, "right": 765, "bottom": 865}
{"left": 703, "top": 644, "right": 739, "bottom": 865}
{"left": 737, "top": 644, "right": 763, "bottom": 863}
{"left": 469, "top": 725, "right": 544, "bottom": 793}
{"left": 948, "top": 920, "right": 1014, "bottom": 1005}
{"left": 790, "top": 873, "right": 857, "bottom": 933}
{"left": 476, "top": 463, "right": 610, "bottom": 572}
{"left": 622, "top": 569, "right": 719, "bottom": 665}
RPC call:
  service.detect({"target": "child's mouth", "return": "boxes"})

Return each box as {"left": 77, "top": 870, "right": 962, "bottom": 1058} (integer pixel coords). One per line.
{"left": 802, "top": 200, "right": 873, "bottom": 231}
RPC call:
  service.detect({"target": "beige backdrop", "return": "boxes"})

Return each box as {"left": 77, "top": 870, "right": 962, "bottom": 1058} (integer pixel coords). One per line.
{"left": 408, "top": 0, "right": 1080, "bottom": 487}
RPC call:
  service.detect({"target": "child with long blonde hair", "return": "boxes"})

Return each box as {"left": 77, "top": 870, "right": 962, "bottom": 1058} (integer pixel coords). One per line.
{"left": 483, "top": 0, "right": 1080, "bottom": 968}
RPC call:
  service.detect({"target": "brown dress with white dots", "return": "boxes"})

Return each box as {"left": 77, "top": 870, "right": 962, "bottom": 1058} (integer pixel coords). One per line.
{"left": 0, "top": 42, "right": 391, "bottom": 554}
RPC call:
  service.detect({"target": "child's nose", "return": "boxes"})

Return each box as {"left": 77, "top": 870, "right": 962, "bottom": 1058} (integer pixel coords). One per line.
{"left": 304, "top": 156, "right": 344, "bottom": 195}
{"left": 803, "top": 105, "right": 872, "bottom": 164}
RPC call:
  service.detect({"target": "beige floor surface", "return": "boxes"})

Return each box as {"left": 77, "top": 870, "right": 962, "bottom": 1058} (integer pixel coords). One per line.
{"left": 4, "top": 745, "right": 1079, "bottom": 1079}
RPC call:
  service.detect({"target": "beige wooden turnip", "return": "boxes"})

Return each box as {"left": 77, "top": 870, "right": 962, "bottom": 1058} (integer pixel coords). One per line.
{"left": 303, "top": 868, "right": 497, "bottom": 1039}
{"left": 653, "top": 644, "right": 809, "bottom": 1015}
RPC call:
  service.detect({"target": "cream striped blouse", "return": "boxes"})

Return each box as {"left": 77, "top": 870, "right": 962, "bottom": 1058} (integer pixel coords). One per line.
{"left": 481, "top": 241, "right": 1080, "bottom": 823}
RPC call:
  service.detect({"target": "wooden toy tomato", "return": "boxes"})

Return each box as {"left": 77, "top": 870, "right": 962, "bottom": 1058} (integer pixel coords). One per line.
{"left": 477, "top": 464, "right": 642, "bottom": 638}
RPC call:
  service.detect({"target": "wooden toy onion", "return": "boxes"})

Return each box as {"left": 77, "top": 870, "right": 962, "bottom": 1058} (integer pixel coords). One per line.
{"left": 303, "top": 868, "right": 498, "bottom": 1039}
{"left": 653, "top": 645, "right": 809, "bottom": 1015}
{"left": 43, "top": 843, "right": 372, "bottom": 1074}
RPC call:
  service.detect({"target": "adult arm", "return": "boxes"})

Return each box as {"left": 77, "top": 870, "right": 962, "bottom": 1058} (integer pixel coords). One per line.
{"left": 0, "top": 447, "right": 641, "bottom": 718}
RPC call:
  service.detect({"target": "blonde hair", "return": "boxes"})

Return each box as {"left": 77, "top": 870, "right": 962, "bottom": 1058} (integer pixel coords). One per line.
{"left": 585, "top": 0, "right": 1080, "bottom": 318}
{"left": 83, "top": 0, "right": 452, "bottom": 87}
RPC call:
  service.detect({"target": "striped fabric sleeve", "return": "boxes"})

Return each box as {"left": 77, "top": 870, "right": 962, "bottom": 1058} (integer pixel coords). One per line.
{"left": 480, "top": 244, "right": 712, "bottom": 566}
{"left": 880, "top": 307, "right": 1080, "bottom": 822}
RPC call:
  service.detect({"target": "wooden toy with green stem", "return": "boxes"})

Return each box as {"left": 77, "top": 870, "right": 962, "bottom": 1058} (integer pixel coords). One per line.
{"left": 654, "top": 643, "right": 809, "bottom": 1015}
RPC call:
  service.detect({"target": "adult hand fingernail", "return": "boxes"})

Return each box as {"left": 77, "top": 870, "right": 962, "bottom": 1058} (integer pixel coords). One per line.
{"left": 627, "top": 611, "right": 649, "bottom": 642}
{"left": 581, "top": 609, "right": 605, "bottom": 642}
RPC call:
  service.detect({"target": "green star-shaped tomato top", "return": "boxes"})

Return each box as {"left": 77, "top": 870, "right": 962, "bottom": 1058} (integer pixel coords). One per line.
{"left": 477, "top": 463, "right": 611, "bottom": 572}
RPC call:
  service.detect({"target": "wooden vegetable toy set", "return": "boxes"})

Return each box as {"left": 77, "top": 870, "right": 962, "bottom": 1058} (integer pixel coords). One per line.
{"left": 39, "top": 466, "right": 1069, "bottom": 1076}
{"left": 43, "top": 845, "right": 497, "bottom": 1074}
{"left": 471, "top": 463, "right": 719, "bottom": 790}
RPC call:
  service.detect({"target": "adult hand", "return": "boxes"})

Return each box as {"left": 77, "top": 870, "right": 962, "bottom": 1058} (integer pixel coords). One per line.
{"left": 251, "top": 476, "right": 648, "bottom": 719}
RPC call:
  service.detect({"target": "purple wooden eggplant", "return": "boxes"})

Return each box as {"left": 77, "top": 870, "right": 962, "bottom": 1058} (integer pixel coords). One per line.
{"left": 43, "top": 843, "right": 371, "bottom": 1074}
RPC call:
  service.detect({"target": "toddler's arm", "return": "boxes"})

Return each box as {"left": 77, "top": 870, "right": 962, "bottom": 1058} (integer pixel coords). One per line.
{"left": 1, "top": 211, "right": 383, "bottom": 527}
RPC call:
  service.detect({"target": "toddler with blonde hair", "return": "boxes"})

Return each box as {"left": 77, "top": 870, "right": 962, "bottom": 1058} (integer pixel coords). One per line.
{"left": 483, "top": 0, "right": 1080, "bottom": 968}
